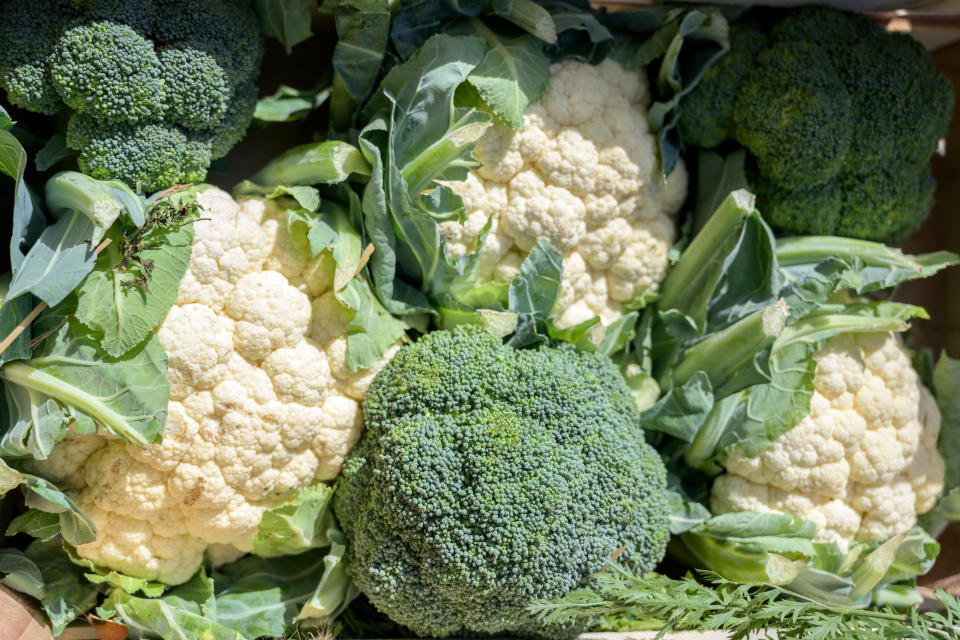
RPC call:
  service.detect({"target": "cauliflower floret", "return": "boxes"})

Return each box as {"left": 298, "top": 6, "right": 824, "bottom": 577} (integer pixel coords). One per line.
{"left": 438, "top": 58, "right": 687, "bottom": 328}
{"left": 34, "top": 189, "right": 398, "bottom": 585}
{"left": 713, "top": 332, "right": 945, "bottom": 550}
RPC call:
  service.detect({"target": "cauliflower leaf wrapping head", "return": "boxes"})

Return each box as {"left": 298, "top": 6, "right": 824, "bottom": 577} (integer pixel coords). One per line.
{"left": 712, "top": 331, "right": 945, "bottom": 550}
{"left": 34, "top": 189, "right": 399, "bottom": 584}
{"left": 439, "top": 58, "right": 688, "bottom": 329}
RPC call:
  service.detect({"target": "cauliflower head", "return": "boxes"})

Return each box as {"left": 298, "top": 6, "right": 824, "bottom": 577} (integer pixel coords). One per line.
{"left": 439, "top": 58, "right": 688, "bottom": 328}
{"left": 711, "top": 331, "right": 945, "bottom": 549}
{"left": 34, "top": 188, "right": 398, "bottom": 584}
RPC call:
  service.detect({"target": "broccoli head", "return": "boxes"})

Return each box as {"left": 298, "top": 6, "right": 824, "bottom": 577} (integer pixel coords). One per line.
{"left": 679, "top": 6, "right": 953, "bottom": 242}
{"left": 0, "top": 0, "right": 264, "bottom": 191}
{"left": 335, "top": 326, "right": 671, "bottom": 637}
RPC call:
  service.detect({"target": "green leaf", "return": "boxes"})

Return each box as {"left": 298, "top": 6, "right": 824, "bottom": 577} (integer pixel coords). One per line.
{"left": 295, "top": 527, "right": 359, "bottom": 624}
{"left": 331, "top": 0, "right": 391, "bottom": 106}
{"left": 0, "top": 275, "right": 35, "bottom": 366}
{"left": 934, "top": 353, "right": 960, "bottom": 494}
{"left": 0, "top": 105, "right": 14, "bottom": 130}
{"left": 640, "top": 371, "right": 713, "bottom": 442}
{"left": 251, "top": 483, "right": 335, "bottom": 557}
{"left": 647, "top": 9, "right": 729, "bottom": 175}
{"left": 461, "top": 21, "right": 551, "bottom": 129}
{"left": 253, "top": 0, "right": 315, "bottom": 53}
{"left": 75, "top": 209, "right": 196, "bottom": 357}
{"left": 103, "top": 568, "right": 243, "bottom": 640}
{"left": 359, "top": 34, "right": 490, "bottom": 315}
{"left": 254, "top": 84, "right": 330, "bottom": 123}
{"left": 64, "top": 545, "right": 166, "bottom": 597}
{"left": 0, "top": 128, "right": 27, "bottom": 183}
{"left": 35, "top": 134, "right": 75, "bottom": 172}
{"left": 22, "top": 476, "right": 96, "bottom": 547}
{"left": 0, "top": 381, "right": 71, "bottom": 460}
{"left": 214, "top": 547, "right": 355, "bottom": 638}
{"left": 0, "top": 457, "right": 23, "bottom": 497}
{"left": 507, "top": 239, "right": 562, "bottom": 319}
{"left": 338, "top": 277, "right": 406, "bottom": 371}
{"left": 0, "top": 540, "right": 102, "bottom": 635}
{"left": 1, "top": 309, "right": 169, "bottom": 447}
{"left": 5, "top": 211, "right": 98, "bottom": 307}
{"left": 6, "top": 509, "right": 61, "bottom": 541}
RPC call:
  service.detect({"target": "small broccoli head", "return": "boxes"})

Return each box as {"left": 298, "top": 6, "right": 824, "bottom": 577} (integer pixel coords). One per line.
{"left": 67, "top": 113, "right": 209, "bottom": 191}
{"left": 678, "top": 23, "right": 768, "bottom": 149}
{"left": 732, "top": 41, "right": 854, "bottom": 190}
{"left": 50, "top": 21, "right": 165, "bottom": 125}
{"left": 160, "top": 46, "right": 230, "bottom": 129}
{"left": 336, "top": 326, "right": 670, "bottom": 638}
{"left": 0, "top": 0, "right": 262, "bottom": 191}
{"left": 0, "top": 0, "right": 73, "bottom": 114}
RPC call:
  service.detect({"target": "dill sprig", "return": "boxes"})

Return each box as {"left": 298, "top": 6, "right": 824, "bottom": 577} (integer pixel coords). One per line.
{"left": 112, "top": 198, "right": 199, "bottom": 292}
{"left": 528, "top": 566, "right": 960, "bottom": 640}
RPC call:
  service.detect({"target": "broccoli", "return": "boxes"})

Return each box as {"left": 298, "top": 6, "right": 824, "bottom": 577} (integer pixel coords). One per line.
{"left": 0, "top": 0, "right": 264, "bottom": 192}
{"left": 335, "top": 326, "right": 671, "bottom": 638}
{"left": 679, "top": 6, "right": 953, "bottom": 243}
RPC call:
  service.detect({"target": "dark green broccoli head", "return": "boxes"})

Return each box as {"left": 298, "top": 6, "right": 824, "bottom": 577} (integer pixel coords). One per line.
{"left": 732, "top": 41, "right": 853, "bottom": 189}
{"left": 678, "top": 23, "right": 768, "bottom": 149}
{"left": 50, "top": 21, "right": 165, "bottom": 125}
{"left": 0, "top": 0, "right": 73, "bottom": 114}
{"left": 0, "top": 0, "right": 262, "bottom": 192}
{"left": 681, "top": 6, "right": 953, "bottom": 242}
{"left": 336, "top": 326, "right": 671, "bottom": 638}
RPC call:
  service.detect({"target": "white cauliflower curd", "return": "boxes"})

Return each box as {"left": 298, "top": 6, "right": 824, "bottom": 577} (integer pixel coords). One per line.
{"left": 712, "top": 331, "right": 945, "bottom": 550}
{"left": 34, "top": 188, "right": 399, "bottom": 584}
{"left": 439, "top": 58, "right": 688, "bottom": 328}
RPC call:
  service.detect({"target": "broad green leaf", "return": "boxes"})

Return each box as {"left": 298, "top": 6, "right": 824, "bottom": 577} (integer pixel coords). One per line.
{"left": 934, "top": 354, "right": 960, "bottom": 493}
{"left": 5, "top": 211, "right": 98, "bottom": 307}
{"left": 1, "top": 309, "right": 169, "bottom": 447}
{"left": 0, "top": 275, "right": 35, "bottom": 366}
{"left": 331, "top": 0, "right": 391, "bottom": 105}
{"left": 338, "top": 277, "right": 406, "bottom": 371}
{"left": 6, "top": 509, "right": 60, "bottom": 541}
{"left": 0, "top": 381, "right": 71, "bottom": 460}
{"left": 75, "top": 210, "right": 196, "bottom": 357}
{"left": 0, "top": 105, "right": 13, "bottom": 130}
{"left": 253, "top": 0, "right": 315, "bottom": 53}
{"left": 214, "top": 548, "right": 353, "bottom": 638}
{"left": 0, "top": 128, "right": 26, "bottom": 183}
{"left": 35, "top": 134, "right": 74, "bottom": 172}
{"left": 252, "top": 483, "right": 335, "bottom": 557}
{"left": 254, "top": 84, "right": 330, "bottom": 123}
{"left": 0, "top": 540, "right": 102, "bottom": 635}
{"left": 461, "top": 20, "right": 550, "bottom": 129}
{"left": 640, "top": 371, "right": 713, "bottom": 442}
{"left": 507, "top": 239, "right": 562, "bottom": 319}
{"left": 295, "top": 527, "right": 359, "bottom": 623}
{"left": 22, "top": 476, "right": 96, "bottom": 547}
{"left": 103, "top": 568, "right": 243, "bottom": 640}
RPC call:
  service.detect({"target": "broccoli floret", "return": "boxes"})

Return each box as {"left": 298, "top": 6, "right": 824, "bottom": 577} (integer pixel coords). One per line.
{"left": 0, "top": 0, "right": 263, "bottom": 191}
{"left": 680, "top": 6, "right": 954, "bottom": 242}
{"left": 836, "top": 163, "right": 936, "bottom": 243}
{"left": 50, "top": 21, "right": 165, "bottom": 125}
{"left": 159, "top": 46, "right": 230, "bottom": 129}
{"left": 202, "top": 81, "right": 259, "bottom": 159}
{"left": 678, "top": 23, "right": 768, "bottom": 149}
{"left": 335, "top": 326, "right": 671, "bottom": 638}
{"left": 67, "top": 113, "right": 209, "bottom": 191}
{"left": 732, "top": 42, "right": 853, "bottom": 190}
{"left": 0, "top": 0, "right": 73, "bottom": 114}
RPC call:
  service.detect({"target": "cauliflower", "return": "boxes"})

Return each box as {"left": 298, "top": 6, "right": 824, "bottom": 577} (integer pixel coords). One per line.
{"left": 33, "top": 188, "right": 398, "bottom": 584}
{"left": 439, "top": 58, "right": 688, "bottom": 328}
{"left": 711, "top": 331, "right": 945, "bottom": 550}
